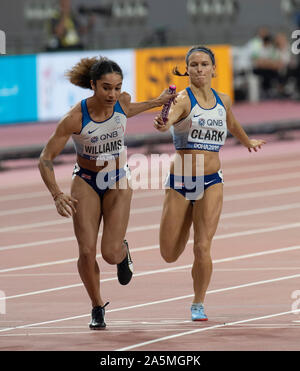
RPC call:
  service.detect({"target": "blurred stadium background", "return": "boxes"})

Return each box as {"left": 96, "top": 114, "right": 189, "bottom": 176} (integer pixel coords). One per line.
{"left": 0, "top": 0, "right": 300, "bottom": 169}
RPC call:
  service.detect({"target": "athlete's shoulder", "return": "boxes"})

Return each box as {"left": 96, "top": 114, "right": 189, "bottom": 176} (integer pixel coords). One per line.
{"left": 119, "top": 91, "right": 131, "bottom": 105}
{"left": 69, "top": 101, "right": 82, "bottom": 116}
{"left": 118, "top": 92, "right": 131, "bottom": 115}
{"left": 58, "top": 102, "right": 82, "bottom": 135}
{"left": 67, "top": 102, "right": 83, "bottom": 124}
{"left": 175, "top": 88, "right": 190, "bottom": 107}
{"left": 214, "top": 91, "right": 231, "bottom": 110}
{"left": 178, "top": 88, "right": 189, "bottom": 99}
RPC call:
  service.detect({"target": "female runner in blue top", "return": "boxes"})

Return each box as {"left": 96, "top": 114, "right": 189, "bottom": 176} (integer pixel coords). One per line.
{"left": 38, "top": 56, "right": 175, "bottom": 330}
{"left": 154, "top": 46, "right": 266, "bottom": 321}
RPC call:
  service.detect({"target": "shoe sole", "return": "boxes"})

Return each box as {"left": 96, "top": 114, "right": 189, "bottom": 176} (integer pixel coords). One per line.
{"left": 192, "top": 318, "right": 208, "bottom": 321}
{"left": 89, "top": 325, "right": 106, "bottom": 330}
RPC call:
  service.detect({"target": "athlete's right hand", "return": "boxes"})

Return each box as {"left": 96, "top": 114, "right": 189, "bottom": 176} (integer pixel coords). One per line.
{"left": 54, "top": 193, "right": 78, "bottom": 217}
{"left": 154, "top": 116, "right": 169, "bottom": 132}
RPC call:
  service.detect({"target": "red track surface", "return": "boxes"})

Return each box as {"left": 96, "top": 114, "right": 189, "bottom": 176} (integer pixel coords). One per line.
{"left": 1, "top": 99, "right": 300, "bottom": 147}
{"left": 0, "top": 134, "right": 300, "bottom": 352}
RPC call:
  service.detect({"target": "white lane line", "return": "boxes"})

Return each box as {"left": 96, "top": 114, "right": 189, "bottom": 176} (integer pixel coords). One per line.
{"left": 1, "top": 200, "right": 299, "bottom": 253}
{"left": 0, "top": 273, "right": 299, "bottom": 334}
{"left": 3, "top": 266, "right": 300, "bottom": 276}
{"left": 1, "top": 187, "right": 300, "bottom": 218}
{"left": 223, "top": 159, "right": 300, "bottom": 175}
{"left": 220, "top": 202, "right": 300, "bottom": 218}
{"left": 0, "top": 157, "right": 299, "bottom": 195}
{"left": 2, "top": 323, "right": 297, "bottom": 337}
{"left": 0, "top": 191, "right": 48, "bottom": 201}
{"left": 0, "top": 190, "right": 67, "bottom": 202}
{"left": 1, "top": 244, "right": 300, "bottom": 300}
{"left": 225, "top": 171, "right": 300, "bottom": 187}
{"left": 0, "top": 204, "right": 55, "bottom": 217}
{"left": 215, "top": 222, "right": 300, "bottom": 240}
{"left": 215, "top": 267, "right": 300, "bottom": 272}
{"left": 1, "top": 185, "right": 300, "bottom": 234}
{"left": 0, "top": 189, "right": 161, "bottom": 203}
{"left": 0, "top": 204, "right": 163, "bottom": 218}
{"left": 224, "top": 186, "right": 300, "bottom": 201}
{"left": 1, "top": 219, "right": 300, "bottom": 272}
{"left": 0, "top": 236, "right": 76, "bottom": 253}
{"left": 0, "top": 273, "right": 78, "bottom": 277}
{"left": 1, "top": 168, "right": 300, "bottom": 215}
{"left": 116, "top": 307, "right": 300, "bottom": 351}
{"left": 0, "top": 220, "right": 158, "bottom": 234}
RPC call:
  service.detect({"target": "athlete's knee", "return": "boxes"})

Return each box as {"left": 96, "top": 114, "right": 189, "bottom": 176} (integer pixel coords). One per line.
{"left": 78, "top": 244, "right": 97, "bottom": 262}
{"left": 193, "top": 241, "right": 211, "bottom": 261}
{"left": 102, "top": 242, "right": 124, "bottom": 265}
{"left": 160, "top": 245, "right": 179, "bottom": 263}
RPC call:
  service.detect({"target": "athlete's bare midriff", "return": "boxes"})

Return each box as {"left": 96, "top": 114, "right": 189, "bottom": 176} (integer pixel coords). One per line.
{"left": 170, "top": 149, "right": 221, "bottom": 176}
{"left": 77, "top": 154, "right": 124, "bottom": 173}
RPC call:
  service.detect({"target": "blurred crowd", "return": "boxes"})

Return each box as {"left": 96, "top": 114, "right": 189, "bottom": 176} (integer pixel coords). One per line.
{"left": 46, "top": 0, "right": 95, "bottom": 51}
{"left": 245, "top": 26, "right": 300, "bottom": 100}
{"left": 46, "top": 1, "right": 300, "bottom": 102}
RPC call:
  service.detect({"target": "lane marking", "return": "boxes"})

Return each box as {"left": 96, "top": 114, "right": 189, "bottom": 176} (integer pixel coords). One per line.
{"left": 0, "top": 273, "right": 299, "bottom": 334}
{"left": 1, "top": 200, "right": 300, "bottom": 253}
{"left": 1, "top": 244, "right": 300, "bottom": 299}
{"left": 0, "top": 157, "right": 299, "bottom": 194}
{"left": 224, "top": 159, "right": 300, "bottom": 175}
{"left": 0, "top": 184, "right": 299, "bottom": 234}
{"left": 3, "top": 323, "right": 298, "bottom": 337}
{"left": 1, "top": 222, "right": 300, "bottom": 272}
{"left": 1, "top": 193, "right": 300, "bottom": 219}
{"left": 224, "top": 186, "right": 300, "bottom": 201}
{"left": 116, "top": 307, "right": 300, "bottom": 351}
{"left": 0, "top": 321, "right": 299, "bottom": 338}
{"left": 1, "top": 169, "right": 300, "bottom": 214}
{"left": 0, "top": 204, "right": 163, "bottom": 218}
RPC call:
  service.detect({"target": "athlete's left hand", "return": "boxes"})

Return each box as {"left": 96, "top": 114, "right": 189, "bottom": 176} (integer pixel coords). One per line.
{"left": 54, "top": 192, "right": 78, "bottom": 217}
{"left": 153, "top": 115, "right": 170, "bottom": 131}
{"left": 247, "top": 139, "right": 266, "bottom": 152}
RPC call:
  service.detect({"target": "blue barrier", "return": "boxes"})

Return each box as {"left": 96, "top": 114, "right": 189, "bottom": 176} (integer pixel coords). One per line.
{"left": 0, "top": 54, "right": 37, "bottom": 124}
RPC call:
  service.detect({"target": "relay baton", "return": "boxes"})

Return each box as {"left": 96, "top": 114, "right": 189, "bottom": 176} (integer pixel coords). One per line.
{"left": 161, "top": 85, "right": 176, "bottom": 123}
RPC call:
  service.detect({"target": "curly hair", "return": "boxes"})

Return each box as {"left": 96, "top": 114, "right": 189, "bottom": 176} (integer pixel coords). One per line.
{"left": 65, "top": 56, "right": 123, "bottom": 89}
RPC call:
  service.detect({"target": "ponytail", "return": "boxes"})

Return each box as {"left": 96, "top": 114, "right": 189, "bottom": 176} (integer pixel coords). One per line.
{"left": 65, "top": 57, "right": 97, "bottom": 89}
{"left": 172, "top": 66, "right": 189, "bottom": 77}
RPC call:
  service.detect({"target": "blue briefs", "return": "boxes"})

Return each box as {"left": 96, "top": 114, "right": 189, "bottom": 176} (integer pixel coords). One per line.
{"left": 72, "top": 163, "right": 130, "bottom": 200}
{"left": 165, "top": 170, "right": 224, "bottom": 202}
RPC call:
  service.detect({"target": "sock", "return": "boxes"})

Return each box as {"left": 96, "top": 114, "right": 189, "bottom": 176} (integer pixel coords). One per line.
{"left": 191, "top": 302, "right": 203, "bottom": 307}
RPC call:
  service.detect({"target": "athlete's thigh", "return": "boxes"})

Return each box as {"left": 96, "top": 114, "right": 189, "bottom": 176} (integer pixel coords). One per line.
{"left": 160, "top": 189, "right": 193, "bottom": 248}
{"left": 100, "top": 186, "right": 133, "bottom": 252}
{"left": 71, "top": 175, "right": 102, "bottom": 250}
{"left": 192, "top": 183, "right": 223, "bottom": 244}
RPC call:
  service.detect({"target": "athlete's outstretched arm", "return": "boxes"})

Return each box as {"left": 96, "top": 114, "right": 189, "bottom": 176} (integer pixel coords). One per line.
{"left": 38, "top": 113, "right": 78, "bottom": 217}
{"left": 221, "top": 93, "right": 266, "bottom": 152}
{"left": 125, "top": 89, "right": 178, "bottom": 118}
